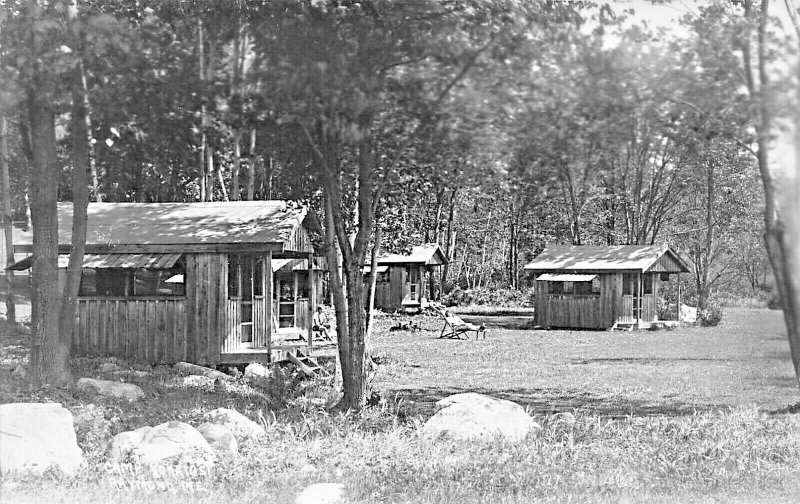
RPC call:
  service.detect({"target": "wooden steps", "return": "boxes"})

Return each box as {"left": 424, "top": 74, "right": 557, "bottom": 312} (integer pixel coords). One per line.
{"left": 287, "top": 349, "right": 330, "bottom": 378}
{"left": 611, "top": 322, "right": 635, "bottom": 332}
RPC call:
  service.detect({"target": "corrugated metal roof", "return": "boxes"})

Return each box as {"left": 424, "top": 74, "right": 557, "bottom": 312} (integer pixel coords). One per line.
{"left": 362, "top": 265, "right": 389, "bottom": 274}
{"left": 523, "top": 245, "right": 690, "bottom": 273}
{"left": 537, "top": 273, "right": 597, "bottom": 282}
{"left": 7, "top": 253, "right": 182, "bottom": 271}
{"left": 376, "top": 243, "right": 449, "bottom": 265}
{"left": 13, "top": 201, "right": 310, "bottom": 250}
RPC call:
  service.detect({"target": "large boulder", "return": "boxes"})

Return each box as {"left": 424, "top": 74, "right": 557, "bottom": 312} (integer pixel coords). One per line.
{"left": 0, "top": 403, "right": 84, "bottom": 475}
{"left": 420, "top": 393, "right": 539, "bottom": 443}
{"left": 108, "top": 421, "right": 214, "bottom": 466}
{"left": 76, "top": 378, "right": 145, "bottom": 402}
{"left": 174, "top": 362, "right": 233, "bottom": 382}
{"left": 182, "top": 375, "right": 215, "bottom": 388}
{"left": 196, "top": 423, "right": 238, "bottom": 456}
{"left": 203, "top": 408, "right": 264, "bottom": 442}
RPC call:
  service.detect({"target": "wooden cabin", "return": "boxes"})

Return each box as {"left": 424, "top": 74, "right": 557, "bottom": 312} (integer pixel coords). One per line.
{"left": 9, "top": 201, "right": 329, "bottom": 365}
{"left": 523, "top": 245, "right": 690, "bottom": 330}
{"left": 366, "top": 243, "right": 448, "bottom": 312}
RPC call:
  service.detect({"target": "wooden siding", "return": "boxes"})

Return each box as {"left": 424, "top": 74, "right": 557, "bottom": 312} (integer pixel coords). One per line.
{"left": 223, "top": 297, "right": 269, "bottom": 353}
{"left": 537, "top": 295, "right": 602, "bottom": 329}
{"left": 647, "top": 253, "right": 686, "bottom": 273}
{"left": 185, "top": 253, "right": 226, "bottom": 365}
{"left": 284, "top": 225, "right": 314, "bottom": 254}
{"left": 73, "top": 298, "right": 187, "bottom": 362}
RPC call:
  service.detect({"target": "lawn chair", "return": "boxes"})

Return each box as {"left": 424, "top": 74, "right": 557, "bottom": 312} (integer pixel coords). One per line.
{"left": 429, "top": 303, "right": 486, "bottom": 340}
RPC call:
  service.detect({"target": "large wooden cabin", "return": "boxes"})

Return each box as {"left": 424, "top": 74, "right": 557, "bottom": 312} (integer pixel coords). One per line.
{"left": 365, "top": 243, "right": 448, "bottom": 312}
{"left": 523, "top": 245, "right": 690, "bottom": 330}
{"left": 10, "top": 201, "right": 329, "bottom": 365}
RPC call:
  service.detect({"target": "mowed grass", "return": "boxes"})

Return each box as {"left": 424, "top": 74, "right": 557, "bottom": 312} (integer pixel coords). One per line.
{"left": 2, "top": 308, "right": 800, "bottom": 504}
{"left": 372, "top": 308, "right": 800, "bottom": 416}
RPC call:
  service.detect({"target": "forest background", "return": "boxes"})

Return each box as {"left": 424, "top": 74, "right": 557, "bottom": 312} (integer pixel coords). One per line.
{"left": 2, "top": 0, "right": 799, "bottom": 408}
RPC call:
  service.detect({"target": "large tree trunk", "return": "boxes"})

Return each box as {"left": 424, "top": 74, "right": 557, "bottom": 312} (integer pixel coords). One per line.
{"left": 59, "top": 53, "right": 91, "bottom": 352}
{"left": 28, "top": 80, "right": 69, "bottom": 387}
{"left": 1, "top": 114, "right": 15, "bottom": 324}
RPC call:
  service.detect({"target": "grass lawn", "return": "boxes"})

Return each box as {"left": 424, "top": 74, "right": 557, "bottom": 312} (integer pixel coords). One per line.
{"left": 2, "top": 307, "right": 800, "bottom": 504}
{"left": 372, "top": 308, "right": 800, "bottom": 417}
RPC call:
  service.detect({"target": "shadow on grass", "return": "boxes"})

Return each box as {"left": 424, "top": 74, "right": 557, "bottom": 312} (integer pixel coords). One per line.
{"left": 391, "top": 385, "right": 711, "bottom": 418}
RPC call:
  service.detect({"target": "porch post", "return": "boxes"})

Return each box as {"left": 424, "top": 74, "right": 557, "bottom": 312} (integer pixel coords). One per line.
{"left": 266, "top": 251, "right": 272, "bottom": 360}
{"left": 677, "top": 272, "right": 681, "bottom": 322}
{"left": 636, "top": 272, "right": 642, "bottom": 328}
{"left": 307, "top": 253, "right": 314, "bottom": 353}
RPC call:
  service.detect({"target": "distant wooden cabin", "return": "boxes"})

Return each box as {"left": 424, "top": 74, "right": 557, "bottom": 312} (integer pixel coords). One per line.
{"left": 365, "top": 243, "right": 448, "bottom": 312}
{"left": 523, "top": 245, "right": 690, "bottom": 330}
{"left": 10, "top": 201, "right": 328, "bottom": 365}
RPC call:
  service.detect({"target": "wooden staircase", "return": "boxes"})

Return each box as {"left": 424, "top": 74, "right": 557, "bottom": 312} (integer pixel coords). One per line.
{"left": 287, "top": 349, "right": 331, "bottom": 378}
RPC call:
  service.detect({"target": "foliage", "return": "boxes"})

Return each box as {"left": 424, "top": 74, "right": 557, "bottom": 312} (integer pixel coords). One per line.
{"left": 441, "top": 286, "right": 534, "bottom": 307}
{"left": 697, "top": 300, "right": 724, "bottom": 327}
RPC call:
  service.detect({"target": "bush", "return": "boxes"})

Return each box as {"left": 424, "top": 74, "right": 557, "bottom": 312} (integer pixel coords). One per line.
{"left": 441, "top": 287, "right": 534, "bottom": 308}
{"left": 698, "top": 302, "right": 724, "bottom": 327}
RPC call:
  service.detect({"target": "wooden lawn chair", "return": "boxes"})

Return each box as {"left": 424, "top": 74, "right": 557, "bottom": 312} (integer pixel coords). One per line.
{"left": 429, "top": 304, "right": 486, "bottom": 340}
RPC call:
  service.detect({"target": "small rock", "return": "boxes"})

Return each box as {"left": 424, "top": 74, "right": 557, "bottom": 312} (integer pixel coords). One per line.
{"left": 295, "top": 483, "right": 346, "bottom": 504}
{"left": 107, "top": 426, "right": 152, "bottom": 461}
{"left": 203, "top": 407, "right": 264, "bottom": 442}
{"left": 182, "top": 375, "right": 215, "bottom": 388}
{"left": 244, "top": 362, "right": 271, "bottom": 381}
{"left": 196, "top": 423, "right": 238, "bottom": 455}
{"left": 77, "top": 378, "right": 145, "bottom": 402}
{"left": 99, "top": 363, "right": 123, "bottom": 373}
{"left": 174, "top": 362, "right": 233, "bottom": 382}
{"left": 420, "top": 392, "right": 538, "bottom": 443}
{"left": 0, "top": 403, "right": 84, "bottom": 475}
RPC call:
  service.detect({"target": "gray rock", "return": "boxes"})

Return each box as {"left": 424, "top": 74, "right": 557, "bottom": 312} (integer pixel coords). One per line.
{"left": 295, "top": 483, "right": 346, "bottom": 504}
{"left": 0, "top": 403, "right": 84, "bottom": 475}
{"left": 108, "top": 421, "right": 214, "bottom": 466}
{"left": 99, "top": 362, "right": 123, "bottom": 373}
{"left": 244, "top": 362, "right": 271, "bottom": 381}
{"left": 420, "top": 392, "right": 539, "bottom": 443}
{"left": 196, "top": 423, "right": 238, "bottom": 455}
{"left": 174, "top": 362, "right": 233, "bottom": 382}
{"left": 203, "top": 407, "right": 264, "bottom": 442}
{"left": 110, "top": 370, "right": 154, "bottom": 381}
{"left": 77, "top": 378, "right": 145, "bottom": 402}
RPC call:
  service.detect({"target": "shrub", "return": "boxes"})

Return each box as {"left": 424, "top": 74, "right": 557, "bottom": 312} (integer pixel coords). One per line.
{"left": 767, "top": 293, "right": 782, "bottom": 310}
{"left": 698, "top": 301, "right": 723, "bottom": 327}
{"left": 441, "top": 287, "right": 534, "bottom": 308}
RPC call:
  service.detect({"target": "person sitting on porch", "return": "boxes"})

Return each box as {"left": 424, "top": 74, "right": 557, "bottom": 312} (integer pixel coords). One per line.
{"left": 312, "top": 306, "right": 332, "bottom": 341}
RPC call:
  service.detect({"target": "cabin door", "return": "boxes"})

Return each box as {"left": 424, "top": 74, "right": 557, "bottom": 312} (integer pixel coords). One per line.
{"left": 620, "top": 273, "right": 642, "bottom": 324}
{"left": 227, "top": 254, "right": 267, "bottom": 348}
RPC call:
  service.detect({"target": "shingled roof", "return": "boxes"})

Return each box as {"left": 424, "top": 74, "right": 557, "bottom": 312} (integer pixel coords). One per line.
{"left": 523, "top": 245, "right": 689, "bottom": 274}
{"left": 376, "top": 243, "right": 449, "bottom": 266}
{"left": 13, "top": 201, "right": 314, "bottom": 254}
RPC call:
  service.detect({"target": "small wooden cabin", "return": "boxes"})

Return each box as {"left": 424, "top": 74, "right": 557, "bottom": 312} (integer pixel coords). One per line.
{"left": 523, "top": 245, "right": 690, "bottom": 330}
{"left": 10, "top": 201, "right": 328, "bottom": 365}
{"left": 366, "top": 243, "right": 448, "bottom": 311}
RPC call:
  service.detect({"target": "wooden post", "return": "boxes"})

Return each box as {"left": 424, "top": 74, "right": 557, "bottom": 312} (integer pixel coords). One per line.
{"left": 677, "top": 272, "right": 682, "bottom": 322}
{"left": 265, "top": 251, "right": 272, "bottom": 360}
{"left": 636, "top": 272, "right": 642, "bottom": 328}
{"left": 307, "top": 253, "right": 314, "bottom": 354}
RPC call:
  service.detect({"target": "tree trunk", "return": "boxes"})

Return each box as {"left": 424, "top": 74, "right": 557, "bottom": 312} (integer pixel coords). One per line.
{"left": 28, "top": 78, "right": 69, "bottom": 387}
{"left": 247, "top": 128, "right": 256, "bottom": 200}
{"left": 1, "top": 114, "right": 15, "bottom": 324}
{"left": 365, "top": 224, "right": 381, "bottom": 343}
{"left": 231, "top": 132, "right": 240, "bottom": 201}
{"left": 59, "top": 55, "right": 90, "bottom": 353}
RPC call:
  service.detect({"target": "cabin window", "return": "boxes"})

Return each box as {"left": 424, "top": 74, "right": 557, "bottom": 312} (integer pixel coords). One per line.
{"left": 548, "top": 282, "right": 563, "bottom": 294}
{"left": 228, "top": 255, "right": 241, "bottom": 298}
{"left": 79, "top": 266, "right": 184, "bottom": 297}
{"left": 228, "top": 254, "right": 265, "bottom": 299}
{"left": 623, "top": 274, "right": 634, "bottom": 295}
{"left": 643, "top": 274, "right": 654, "bottom": 295}
{"left": 575, "top": 281, "right": 593, "bottom": 295}
{"left": 297, "top": 273, "right": 310, "bottom": 299}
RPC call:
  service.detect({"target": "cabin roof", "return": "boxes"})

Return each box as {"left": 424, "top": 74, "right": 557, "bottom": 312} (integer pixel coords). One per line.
{"left": 523, "top": 245, "right": 690, "bottom": 274}
{"left": 376, "top": 243, "right": 449, "bottom": 266}
{"left": 13, "top": 201, "right": 314, "bottom": 253}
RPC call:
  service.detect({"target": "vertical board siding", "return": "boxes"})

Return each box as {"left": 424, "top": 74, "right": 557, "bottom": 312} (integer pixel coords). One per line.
{"left": 539, "top": 295, "right": 603, "bottom": 329}
{"left": 185, "top": 253, "right": 225, "bottom": 365}
{"left": 642, "top": 295, "right": 656, "bottom": 322}
{"left": 72, "top": 298, "right": 187, "bottom": 363}
{"left": 254, "top": 296, "right": 267, "bottom": 348}
{"left": 621, "top": 296, "right": 634, "bottom": 323}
